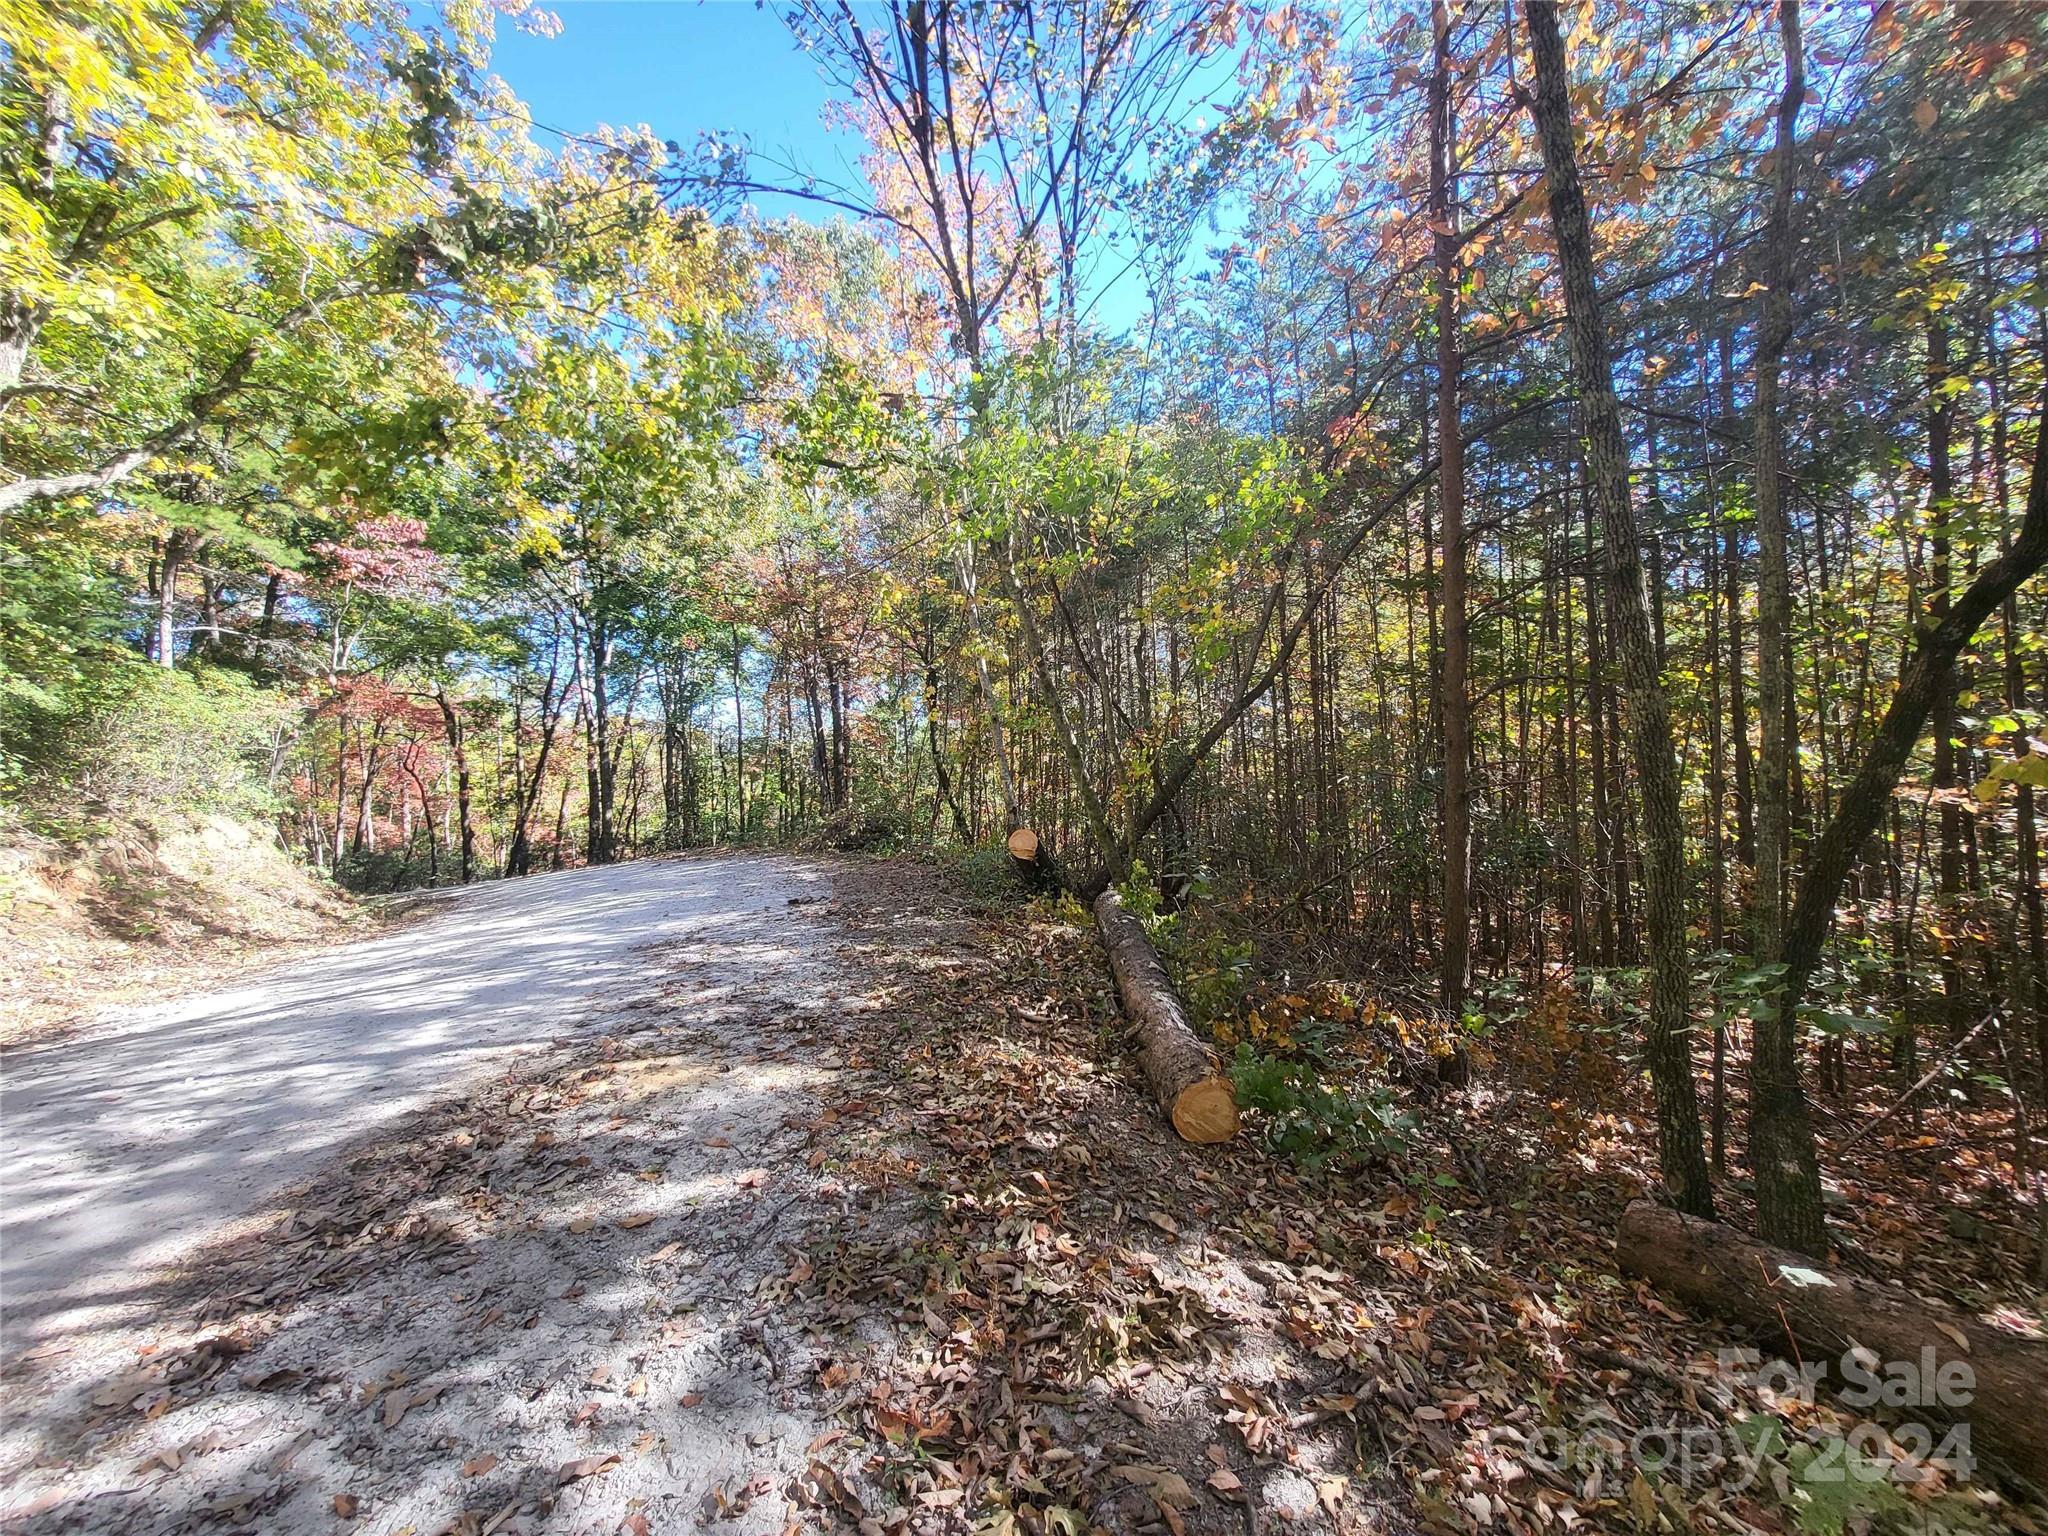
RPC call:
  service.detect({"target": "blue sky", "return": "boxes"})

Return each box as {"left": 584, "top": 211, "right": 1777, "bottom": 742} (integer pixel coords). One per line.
{"left": 484, "top": 1, "right": 1181, "bottom": 333}
{"left": 487, "top": 2, "right": 869, "bottom": 220}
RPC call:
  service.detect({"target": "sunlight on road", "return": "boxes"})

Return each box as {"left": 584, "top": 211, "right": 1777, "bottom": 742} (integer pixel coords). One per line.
{"left": 0, "top": 855, "right": 830, "bottom": 1353}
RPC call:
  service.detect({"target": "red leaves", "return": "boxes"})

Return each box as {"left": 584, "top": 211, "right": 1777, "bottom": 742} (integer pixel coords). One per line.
{"left": 310, "top": 516, "right": 446, "bottom": 599}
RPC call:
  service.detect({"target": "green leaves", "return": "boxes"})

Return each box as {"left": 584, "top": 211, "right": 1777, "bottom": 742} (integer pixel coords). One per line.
{"left": 1228, "top": 1043, "right": 1414, "bottom": 1173}
{"left": 1974, "top": 750, "right": 2048, "bottom": 803}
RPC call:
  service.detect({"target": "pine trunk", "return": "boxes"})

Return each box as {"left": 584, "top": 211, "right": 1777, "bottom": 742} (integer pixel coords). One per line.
{"left": 1523, "top": 0, "right": 1714, "bottom": 1217}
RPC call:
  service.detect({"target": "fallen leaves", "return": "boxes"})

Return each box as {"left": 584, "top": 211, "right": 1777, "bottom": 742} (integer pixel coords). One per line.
{"left": 88, "top": 1333, "right": 249, "bottom": 1420}
{"left": 32, "top": 859, "right": 2040, "bottom": 1536}
{"left": 1115, "top": 1464, "right": 1197, "bottom": 1509}
{"left": 91, "top": 1368, "right": 164, "bottom": 1410}
{"left": 379, "top": 1382, "right": 442, "bottom": 1430}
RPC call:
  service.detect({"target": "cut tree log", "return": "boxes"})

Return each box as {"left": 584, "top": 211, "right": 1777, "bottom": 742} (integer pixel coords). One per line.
{"left": 1093, "top": 889, "right": 1239, "bottom": 1144}
{"left": 1005, "top": 826, "right": 1058, "bottom": 891}
{"left": 1617, "top": 1199, "right": 2048, "bottom": 1491}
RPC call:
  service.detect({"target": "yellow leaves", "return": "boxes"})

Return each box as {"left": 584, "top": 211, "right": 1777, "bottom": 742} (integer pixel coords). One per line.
{"left": 1976, "top": 751, "right": 2048, "bottom": 804}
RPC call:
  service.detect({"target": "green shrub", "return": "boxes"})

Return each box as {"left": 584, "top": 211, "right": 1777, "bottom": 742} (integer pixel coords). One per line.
{"left": 938, "top": 839, "right": 1027, "bottom": 903}
{"left": 1229, "top": 1043, "right": 1413, "bottom": 1172}
{"left": 12, "top": 662, "right": 293, "bottom": 825}
{"left": 1110, "top": 863, "right": 1251, "bottom": 1026}
{"left": 832, "top": 799, "right": 909, "bottom": 851}
{"left": 0, "top": 503, "right": 135, "bottom": 798}
{"left": 335, "top": 844, "right": 438, "bottom": 893}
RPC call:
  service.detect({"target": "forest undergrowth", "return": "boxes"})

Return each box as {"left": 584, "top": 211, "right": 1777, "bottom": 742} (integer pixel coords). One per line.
{"left": 824, "top": 862, "right": 2048, "bottom": 1536}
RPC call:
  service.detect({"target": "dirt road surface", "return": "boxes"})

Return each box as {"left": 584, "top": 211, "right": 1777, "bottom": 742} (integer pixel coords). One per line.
{"left": 1, "top": 854, "right": 872, "bottom": 1534}
{"left": 2, "top": 855, "right": 835, "bottom": 1353}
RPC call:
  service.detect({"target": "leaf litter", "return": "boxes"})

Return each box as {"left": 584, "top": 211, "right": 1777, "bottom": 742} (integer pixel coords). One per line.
{"left": 0, "top": 853, "right": 2042, "bottom": 1536}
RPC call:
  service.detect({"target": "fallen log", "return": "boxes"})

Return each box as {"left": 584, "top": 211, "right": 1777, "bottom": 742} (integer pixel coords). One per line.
{"left": 1093, "top": 889, "right": 1239, "bottom": 1144}
{"left": 1616, "top": 1199, "right": 2048, "bottom": 1491}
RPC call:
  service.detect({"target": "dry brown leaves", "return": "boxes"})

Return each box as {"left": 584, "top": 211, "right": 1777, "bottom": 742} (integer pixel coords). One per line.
{"left": 805, "top": 861, "right": 2048, "bottom": 1536}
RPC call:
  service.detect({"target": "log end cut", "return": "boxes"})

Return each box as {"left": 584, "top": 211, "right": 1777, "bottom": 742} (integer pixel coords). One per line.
{"left": 1006, "top": 827, "right": 1040, "bottom": 861}
{"left": 1170, "top": 1076, "right": 1241, "bottom": 1143}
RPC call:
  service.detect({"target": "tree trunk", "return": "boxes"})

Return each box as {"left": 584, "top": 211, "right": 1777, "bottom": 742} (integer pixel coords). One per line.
{"left": 924, "top": 651, "right": 971, "bottom": 842}
{"left": 1003, "top": 547, "right": 1125, "bottom": 881}
{"left": 350, "top": 721, "right": 384, "bottom": 858}
{"left": 1094, "top": 889, "right": 1238, "bottom": 1144}
{"left": 1432, "top": 0, "right": 1471, "bottom": 1013}
{"left": 1752, "top": 0, "right": 1802, "bottom": 962}
{"left": 590, "top": 623, "right": 617, "bottom": 864}
{"left": 1779, "top": 427, "right": 2048, "bottom": 1071}
{"left": 258, "top": 571, "right": 282, "bottom": 642}
{"left": 1747, "top": 0, "right": 1826, "bottom": 1256}
{"left": 1718, "top": 331, "right": 1757, "bottom": 868}
{"left": 1617, "top": 1199, "right": 2048, "bottom": 1491}
{"left": 0, "top": 293, "right": 47, "bottom": 396}
{"left": 731, "top": 629, "right": 747, "bottom": 838}
{"left": 954, "top": 538, "right": 1025, "bottom": 832}
{"left": 155, "top": 528, "right": 188, "bottom": 667}
{"left": 1925, "top": 297, "right": 1969, "bottom": 1035}
{"left": 435, "top": 687, "right": 476, "bottom": 885}
{"left": 1522, "top": 0, "right": 1714, "bottom": 1218}
{"left": 824, "top": 650, "right": 849, "bottom": 812}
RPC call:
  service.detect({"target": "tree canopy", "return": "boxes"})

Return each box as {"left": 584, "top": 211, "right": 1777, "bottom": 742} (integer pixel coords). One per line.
{"left": 6, "top": 0, "right": 2048, "bottom": 1287}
